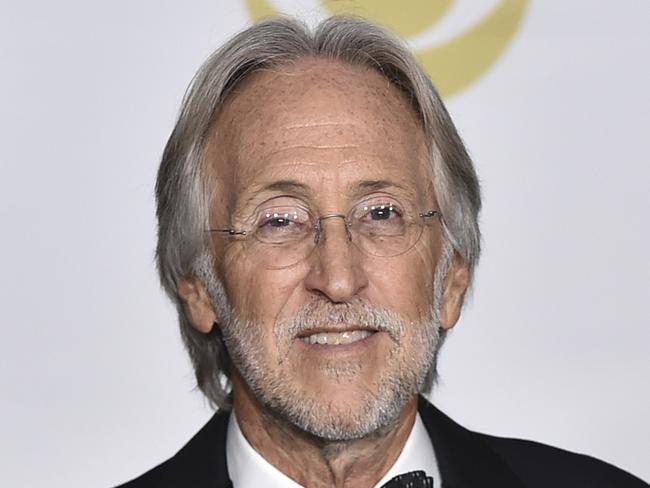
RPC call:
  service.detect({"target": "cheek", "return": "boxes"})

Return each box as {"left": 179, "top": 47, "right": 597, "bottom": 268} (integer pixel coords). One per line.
{"left": 366, "top": 249, "right": 435, "bottom": 323}
{"left": 222, "top": 247, "right": 307, "bottom": 325}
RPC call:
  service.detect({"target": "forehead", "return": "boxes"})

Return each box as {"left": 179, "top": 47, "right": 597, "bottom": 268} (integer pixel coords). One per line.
{"left": 207, "top": 58, "right": 430, "bottom": 205}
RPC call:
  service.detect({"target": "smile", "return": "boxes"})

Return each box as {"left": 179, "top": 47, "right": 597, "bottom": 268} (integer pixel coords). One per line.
{"left": 298, "top": 329, "right": 375, "bottom": 346}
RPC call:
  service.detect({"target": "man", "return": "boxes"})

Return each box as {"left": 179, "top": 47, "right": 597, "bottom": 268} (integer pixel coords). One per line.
{"left": 119, "top": 16, "right": 648, "bottom": 488}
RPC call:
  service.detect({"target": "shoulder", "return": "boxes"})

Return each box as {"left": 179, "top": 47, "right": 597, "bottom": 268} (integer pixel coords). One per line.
{"left": 417, "top": 397, "right": 648, "bottom": 488}
{"left": 478, "top": 433, "right": 649, "bottom": 488}
{"left": 115, "top": 458, "right": 172, "bottom": 488}
{"left": 115, "top": 410, "right": 232, "bottom": 488}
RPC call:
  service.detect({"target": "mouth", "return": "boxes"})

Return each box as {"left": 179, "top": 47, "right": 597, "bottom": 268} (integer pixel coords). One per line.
{"left": 297, "top": 327, "right": 378, "bottom": 346}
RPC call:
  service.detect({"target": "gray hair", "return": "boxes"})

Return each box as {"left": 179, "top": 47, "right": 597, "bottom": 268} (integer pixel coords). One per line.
{"left": 155, "top": 16, "right": 481, "bottom": 410}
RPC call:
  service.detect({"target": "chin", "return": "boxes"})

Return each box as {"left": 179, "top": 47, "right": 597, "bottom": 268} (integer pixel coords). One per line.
{"left": 260, "top": 372, "right": 416, "bottom": 442}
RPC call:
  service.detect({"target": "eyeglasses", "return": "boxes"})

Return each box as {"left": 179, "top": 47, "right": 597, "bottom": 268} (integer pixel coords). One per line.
{"left": 207, "top": 196, "right": 441, "bottom": 269}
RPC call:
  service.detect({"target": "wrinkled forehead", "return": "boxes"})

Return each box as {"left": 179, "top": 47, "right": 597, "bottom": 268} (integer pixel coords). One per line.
{"left": 216, "top": 59, "right": 424, "bottom": 150}
{"left": 205, "top": 58, "right": 431, "bottom": 201}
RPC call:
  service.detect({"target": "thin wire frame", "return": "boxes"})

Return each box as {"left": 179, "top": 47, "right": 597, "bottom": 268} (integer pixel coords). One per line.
{"left": 207, "top": 207, "right": 441, "bottom": 270}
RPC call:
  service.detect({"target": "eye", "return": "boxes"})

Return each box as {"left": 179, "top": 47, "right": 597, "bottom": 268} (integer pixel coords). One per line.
{"left": 359, "top": 202, "right": 401, "bottom": 221}
{"left": 355, "top": 201, "right": 406, "bottom": 237}
{"left": 261, "top": 210, "right": 299, "bottom": 228}
{"left": 254, "top": 206, "right": 311, "bottom": 242}
{"left": 368, "top": 204, "right": 395, "bottom": 220}
{"left": 265, "top": 212, "right": 294, "bottom": 227}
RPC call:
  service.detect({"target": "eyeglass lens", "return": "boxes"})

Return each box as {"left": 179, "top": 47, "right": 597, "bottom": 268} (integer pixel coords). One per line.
{"left": 241, "top": 197, "right": 427, "bottom": 269}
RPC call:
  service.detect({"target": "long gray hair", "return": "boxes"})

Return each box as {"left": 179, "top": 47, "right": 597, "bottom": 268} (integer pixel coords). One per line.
{"left": 155, "top": 16, "right": 481, "bottom": 410}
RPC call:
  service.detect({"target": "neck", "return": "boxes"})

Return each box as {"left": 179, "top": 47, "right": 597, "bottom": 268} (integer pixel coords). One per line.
{"left": 232, "top": 375, "right": 418, "bottom": 488}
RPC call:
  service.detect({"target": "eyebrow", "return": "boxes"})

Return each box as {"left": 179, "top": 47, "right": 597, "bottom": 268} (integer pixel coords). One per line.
{"left": 349, "top": 180, "right": 409, "bottom": 199}
{"left": 239, "top": 178, "right": 410, "bottom": 212}
{"left": 235, "top": 180, "right": 312, "bottom": 213}
{"left": 261, "top": 180, "right": 312, "bottom": 198}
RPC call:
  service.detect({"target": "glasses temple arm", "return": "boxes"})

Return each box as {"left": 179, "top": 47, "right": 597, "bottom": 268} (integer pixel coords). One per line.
{"left": 207, "top": 229, "right": 248, "bottom": 236}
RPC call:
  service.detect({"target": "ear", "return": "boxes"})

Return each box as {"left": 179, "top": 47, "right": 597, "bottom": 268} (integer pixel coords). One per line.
{"left": 177, "top": 277, "right": 217, "bottom": 334}
{"left": 440, "top": 253, "right": 471, "bottom": 330}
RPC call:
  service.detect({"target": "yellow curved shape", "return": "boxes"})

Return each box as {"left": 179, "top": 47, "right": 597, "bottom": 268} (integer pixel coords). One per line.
{"left": 417, "top": 0, "right": 527, "bottom": 97}
{"left": 321, "top": 0, "right": 452, "bottom": 38}
{"left": 243, "top": 0, "right": 527, "bottom": 98}
{"left": 244, "top": 0, "right": 278, "bottom": 19}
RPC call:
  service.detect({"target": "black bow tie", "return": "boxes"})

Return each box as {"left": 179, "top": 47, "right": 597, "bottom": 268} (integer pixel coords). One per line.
{"left": 381, "top": 470, "right": 434, "bottom": 488}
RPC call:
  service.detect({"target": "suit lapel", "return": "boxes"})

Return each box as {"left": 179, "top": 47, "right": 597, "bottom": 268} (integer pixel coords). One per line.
{"left": 167, "top": 409, "right": 233, "bottom": 488}
{"left": 418, "top": 397, "right": 525, "bottom": 488}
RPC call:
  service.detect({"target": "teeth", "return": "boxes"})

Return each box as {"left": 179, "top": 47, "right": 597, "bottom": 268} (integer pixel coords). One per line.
{"left": 300, "top": 330, "right": 373, "bottom": 345}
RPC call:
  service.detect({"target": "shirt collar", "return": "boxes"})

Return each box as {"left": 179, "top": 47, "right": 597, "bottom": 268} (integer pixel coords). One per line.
{"left": 226, "top": 411, "right": 441, "bottom": 488}
{"left": 375, "top": 413, "right": 441, "bottom": 487}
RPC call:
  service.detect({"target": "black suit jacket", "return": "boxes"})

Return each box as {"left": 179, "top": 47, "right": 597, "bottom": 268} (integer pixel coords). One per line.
{"left": 117, "top": 397, "right": 648, "bottom": 487}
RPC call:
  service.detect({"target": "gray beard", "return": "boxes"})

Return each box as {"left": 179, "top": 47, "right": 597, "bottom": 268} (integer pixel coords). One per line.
{"left": 200, "top": 246, "right": 452, "bottom": 442}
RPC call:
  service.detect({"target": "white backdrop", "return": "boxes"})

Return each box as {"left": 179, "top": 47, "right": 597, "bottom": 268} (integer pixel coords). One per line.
{"left": 1, "top": 1, "right": 648, "bottom": 486}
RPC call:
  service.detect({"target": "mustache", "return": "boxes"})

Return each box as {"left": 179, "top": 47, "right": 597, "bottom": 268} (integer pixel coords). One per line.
{"left": 276, "top": 298, "right": 406, "bottom": 342}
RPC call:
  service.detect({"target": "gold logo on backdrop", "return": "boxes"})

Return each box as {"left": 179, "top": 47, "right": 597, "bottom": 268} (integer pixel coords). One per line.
{"left": 244, "top": 0, "right": 527, "bottom": 97}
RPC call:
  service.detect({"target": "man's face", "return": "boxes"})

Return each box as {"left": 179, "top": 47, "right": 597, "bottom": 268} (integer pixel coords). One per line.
{"left": 201, "top": 59, "right": 455, "bottom": 439}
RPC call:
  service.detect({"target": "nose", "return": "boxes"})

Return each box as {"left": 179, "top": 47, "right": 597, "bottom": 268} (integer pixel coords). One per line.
{"left": 304, "top": 215, "right": 368, "bottom": 303}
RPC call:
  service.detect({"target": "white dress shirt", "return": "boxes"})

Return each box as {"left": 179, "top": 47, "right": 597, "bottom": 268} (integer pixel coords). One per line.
{"left": 226, "top": 411, "right": 441, "bottom": 487}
